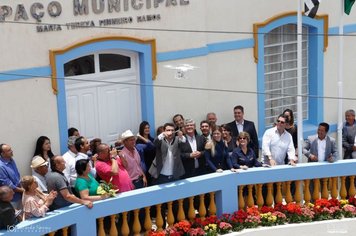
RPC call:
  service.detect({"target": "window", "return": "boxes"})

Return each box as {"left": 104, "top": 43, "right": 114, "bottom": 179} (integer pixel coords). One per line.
{"left": 64, "top": 55, "right": 95, "bottom": 76}
{"left": 64, "top": 53, "right": 132, "bottom": 76}
{"left": 99, "top": 54, "right": 131, "bottom": 72}
{"left": 264, "top": 24, "right": 309, "bottom": 126}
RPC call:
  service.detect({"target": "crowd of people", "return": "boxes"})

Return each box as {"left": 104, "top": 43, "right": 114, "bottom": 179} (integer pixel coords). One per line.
{"left": 1, "top": 105, "right": 356, "bottom": 230}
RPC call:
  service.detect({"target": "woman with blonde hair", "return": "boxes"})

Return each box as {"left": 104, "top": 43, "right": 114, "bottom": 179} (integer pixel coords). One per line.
{"left": 205, "top": 126, "right": 233, "bottom": 173}
{"left": 21, "top": 176, "right": 57, "bottom": 219}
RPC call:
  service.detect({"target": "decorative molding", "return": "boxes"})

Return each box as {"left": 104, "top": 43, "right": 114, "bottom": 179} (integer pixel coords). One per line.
{"left": 49, "top": 36, "right": 157, "bottom": 94}
{"left": 253, "top": 12, "right": 328, "bottom": 63}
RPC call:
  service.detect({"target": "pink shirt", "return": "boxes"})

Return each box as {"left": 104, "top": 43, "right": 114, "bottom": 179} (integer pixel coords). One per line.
{"left": 22, "top": 193, "right": 49, "bottom": 219}
{"left": 95, "top": 158, "right": 133, "bottom": 193}
{"left": 121, "top": 147, "right": 143, "bottom": 181}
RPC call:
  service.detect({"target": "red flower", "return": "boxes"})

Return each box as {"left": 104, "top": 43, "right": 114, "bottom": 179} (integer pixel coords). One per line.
{"left": 246, "top": 206, "right": 260, "bottom": 216}
{"left": 261, "top": 206, "right": 274, "bottom": 213}
{"left": 231, "top": 209, "right": 247, "bottom": 223}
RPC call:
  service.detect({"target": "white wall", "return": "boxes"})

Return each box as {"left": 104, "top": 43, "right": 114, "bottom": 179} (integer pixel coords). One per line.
{"left": 0, "top": 78, "right": 60, "bottom": 175}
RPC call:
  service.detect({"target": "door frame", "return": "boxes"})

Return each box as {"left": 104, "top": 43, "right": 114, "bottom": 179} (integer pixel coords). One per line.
{"left": 50, "top": 36, "right": 157, "bottom": 153}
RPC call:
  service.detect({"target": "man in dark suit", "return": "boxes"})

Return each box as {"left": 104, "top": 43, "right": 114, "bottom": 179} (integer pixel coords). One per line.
{"left": 180, "top": 119, "right": 207, "bottom": 178}
{"left": 227, "top": 105, "right": 259, "bottom": 157}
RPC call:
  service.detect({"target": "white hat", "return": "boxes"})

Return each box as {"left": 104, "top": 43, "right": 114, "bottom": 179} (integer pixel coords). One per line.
{"left": 31, "top": 156, "right": 48, "bottom": 169}
{"left": 121, "top": 130, "right": 136, "bottom": 141}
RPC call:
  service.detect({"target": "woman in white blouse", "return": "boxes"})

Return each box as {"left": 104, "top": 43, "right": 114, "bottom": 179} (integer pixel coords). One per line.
{"left": 20, "top": 176, "right": 57, "bottom": 219}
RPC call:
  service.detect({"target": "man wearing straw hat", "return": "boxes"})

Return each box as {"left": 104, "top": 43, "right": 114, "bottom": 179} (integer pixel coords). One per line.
{"left": 31, "top": 155, "right": 49, "bottom": 193}
{"left": 120, "top": 130, "right": 147, "bottom": 189}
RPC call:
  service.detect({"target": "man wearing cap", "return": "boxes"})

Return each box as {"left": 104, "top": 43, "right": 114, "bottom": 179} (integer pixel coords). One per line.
{"left": 63, "top": 136, "right": 78, "bottom": 188}
{"left": 31, "top": 156, "right": 49, "bottom": 193}
{"left": 120, "top": 130, "right": 147, "bottom": 189}
{"left": 0, "top": 144, "right": 23, "bottom": 208}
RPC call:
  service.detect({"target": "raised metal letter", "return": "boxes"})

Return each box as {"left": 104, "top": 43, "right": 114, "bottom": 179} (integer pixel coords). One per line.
{"left": 73, "top": 0, "right": 89, "bottom": 15}
{"left": 0, "top": 6, "right": 12, "bottom": 21}
{"left": 92, "top": 0, "right": 105, "bottom": 14}
{"left": 14, "top": 4, "right": 29, "bottom": 21}
{"left": 166, "top": 0, "right": 177, "bottom": 7}
{"left": 48, "top": 1, "right": 62, "bottom": 17}
{"left": 108, "top": 0, "right": 120, "bottom": 13}
{"left": 30, "top": 3, "right": 44, "bottom": 22}
{"left": 132, "top": 0, "right": 143, "bottom": 10}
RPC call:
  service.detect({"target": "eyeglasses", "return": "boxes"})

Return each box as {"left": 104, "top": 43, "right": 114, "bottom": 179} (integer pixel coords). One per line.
{"left": 276, "top": 120, "right": 285, "bottom": 124}
{"left": 238, "top": 137, "right": 247, "bottom": 140}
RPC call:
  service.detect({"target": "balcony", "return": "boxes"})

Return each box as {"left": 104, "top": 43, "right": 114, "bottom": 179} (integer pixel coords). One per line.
{"left": 1, "top": 159, "right": 356, "bottom": 236}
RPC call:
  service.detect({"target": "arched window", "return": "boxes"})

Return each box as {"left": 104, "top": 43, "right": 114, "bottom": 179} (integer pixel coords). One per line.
{"left": 254, "top": 13, "right": 328, "bottom": 137}
{"left": 264, "top": 24, "right": 309, "bottom": 126}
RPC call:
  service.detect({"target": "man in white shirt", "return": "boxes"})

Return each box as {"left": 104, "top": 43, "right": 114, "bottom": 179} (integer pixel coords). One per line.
{"left": 62, "top": 136, "right": 78, "bottom": 187}
{"left": 152, "top": 123, "right": 186, "bottom": 184}
{"left": 262, "top": 114, "right": 297, "bottom": 166}
{"left": 303, "top": 122, "right": 337, "bottom": 163}
{"left": 75, "top": 136, "right": 96, "bottom": 177}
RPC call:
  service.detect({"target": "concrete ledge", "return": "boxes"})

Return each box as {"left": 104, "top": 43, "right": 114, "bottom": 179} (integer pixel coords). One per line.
{"left": 227, "top": 218, "right": 356, "bottom": 236}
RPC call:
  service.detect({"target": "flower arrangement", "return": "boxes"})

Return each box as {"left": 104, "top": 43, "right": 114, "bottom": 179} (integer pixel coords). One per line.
{"left": 96, "top": 180, "right": 118, "bottom": 197}
{"left": 148, "top": 197, "right": 356, "bottom": 236}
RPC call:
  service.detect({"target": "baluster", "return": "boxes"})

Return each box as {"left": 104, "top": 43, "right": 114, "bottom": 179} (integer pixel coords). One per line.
{"left": 304, "top": 179, "right": 311, "bottom": 204}
{"left": 275, "top": 182, "right": 282, "bottom": 204}
{"left": 199, "top": 194, "right": 206, "bottom": 221}
{"left": 313, "top": 179, "right": 320, "bottom": 201}
{"left": 62, "top": 227, "right": 69, "bottom": 236}
{"left": 188, "top": 197, "right": 195, "bottom": 221}
{"left": 238, "top": 186, "right": 245, "bottom": 209}
{"left": 209, "top": 192, "right": 217, "bottom": 216}
{"left": 349, "top": 176, "right": 356, "bottom": 197}
{"left": 167, "top": 201, "right": 174, "bottom": 227}
{"left": 155, "top": 204, "right": 164, "bottom": 231}
{"left": 247, "top": 185, "right": 254, "bottom": 207}
{"left": 294, "top": 181, "right": 302, "bottom": 204}
{"left": 331, "top": 177, "right": 338, "bottom": 199}
{"left": 97, "top": 218, "right": 105, "bottom": 236}
{"left": 266, "top": 183, "right": 274, "bottom": 207}
{"left": 109, "top": 215, "right": 118, "bottom": 236}
{"left": 321, "top": 178, "right": 329, "bottom": 199}
{"left": 121, "top": 212, "right": 130, "bottom": 236}
{"left": 340, "top": 177, "right": 347, "bottom": 200}
{"left": 144, "top": 207, "right": 152, "bottom": 235}
{"left": 48, "top": 232, "right": 56, "bottom": 236}
{"left": 256, "top": 184, "right": 264, "bottom": 209}
{"left": 177, "top": 199, "right": 185, "bottom": 221}
{"left": 133, "top": 209, "right": 141, "bottom": 236}
{"left": 285, "top": 181, "right": 293, "bottom": 203}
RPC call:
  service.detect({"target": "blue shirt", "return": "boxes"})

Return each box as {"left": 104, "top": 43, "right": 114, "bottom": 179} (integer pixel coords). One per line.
{"left": 0, "top": 156, "right": 21, "bottom": 202}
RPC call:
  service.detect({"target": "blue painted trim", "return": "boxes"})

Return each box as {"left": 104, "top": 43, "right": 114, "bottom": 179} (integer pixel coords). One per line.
{"left": 256, "top": 15, "right": 325, "bottom": 139}
{"left": 157, "top": 39, "right": 254, "bottom": 62}
{"left": 157, "top": 47, "right": 209, "bottom": 62}
{"left": 53, "top": 40, "right": 156, "bottom": 153}
{"left": 207, "top": 38, "right": 254, "bottom": 53}
{"left": 329, "top": 23, "right": 356, "bottom": 35}
{"left": 0, "top": 67, "right": 51, "bottom": 81}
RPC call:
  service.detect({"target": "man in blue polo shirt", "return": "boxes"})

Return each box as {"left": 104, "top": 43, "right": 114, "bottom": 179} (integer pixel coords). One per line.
{"left": 0, "top": 144, "right": 23, "bottom": 208}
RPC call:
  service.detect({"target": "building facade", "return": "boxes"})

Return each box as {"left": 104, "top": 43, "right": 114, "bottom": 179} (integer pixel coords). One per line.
{"left": 1, "top": 0, "right": 356, "bottom": 175}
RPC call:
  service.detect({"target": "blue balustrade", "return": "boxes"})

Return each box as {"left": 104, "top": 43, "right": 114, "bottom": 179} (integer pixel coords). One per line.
{"left": 1, "top": 159, "right": 356, "bottom": 236}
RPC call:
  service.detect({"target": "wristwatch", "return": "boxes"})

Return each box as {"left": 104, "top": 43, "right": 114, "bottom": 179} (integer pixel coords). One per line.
{"left": 111, "top": 156, "right": 116, "bottom": 160}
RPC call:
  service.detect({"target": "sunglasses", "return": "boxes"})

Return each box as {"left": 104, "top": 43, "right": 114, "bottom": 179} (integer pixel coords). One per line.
{"left": 276, "top": 120, "right": 285, "bottom": 124}
{"left": 238, "top": 137, "right": 247, "bottom": 140}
